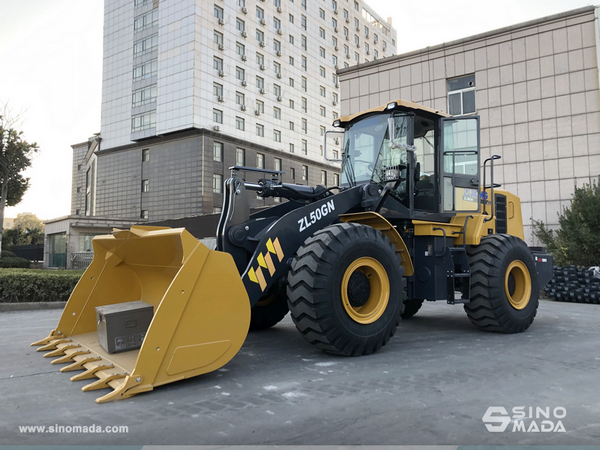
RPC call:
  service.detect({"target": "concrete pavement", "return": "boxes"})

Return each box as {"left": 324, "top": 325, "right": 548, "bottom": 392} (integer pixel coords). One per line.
{"left": 1, "top": 299, "right": 599, "bottom": 446}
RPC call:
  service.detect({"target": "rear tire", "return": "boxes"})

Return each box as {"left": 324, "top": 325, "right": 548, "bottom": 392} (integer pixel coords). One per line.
{"left": 287, "top": 223, "right": 405, "bottom": 356}
{"left": 464, "top": 234, "right": 538, "bottom": 333}
{"left": 249, "top": 293, "right": 289, "bottom": 331}
{"left": 401, "top": 299, "right": 424, "bottom": 319}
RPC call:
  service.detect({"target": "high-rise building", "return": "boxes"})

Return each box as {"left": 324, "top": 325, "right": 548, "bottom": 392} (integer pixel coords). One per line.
{"left": 87, "top": 0, "right": 397, "bottom": 220}
{"left": 45, "top": 0, "right": 397, "bottom": 268}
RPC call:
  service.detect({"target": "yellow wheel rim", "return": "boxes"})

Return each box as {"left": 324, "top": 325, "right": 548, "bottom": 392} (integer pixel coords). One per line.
{"left": 341, "top": 257, "right": 390, "bottom": 324}
{"left": 505, "top": 260, "right": 532, "bottom": 310}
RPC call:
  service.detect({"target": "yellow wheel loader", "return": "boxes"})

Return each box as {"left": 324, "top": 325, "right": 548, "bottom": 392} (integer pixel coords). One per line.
{"left": 32, "top": 99, "right": 553, "bottom": 403}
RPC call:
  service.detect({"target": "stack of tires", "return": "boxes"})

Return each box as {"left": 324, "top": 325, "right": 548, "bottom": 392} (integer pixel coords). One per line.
{"left": 545, "top": 266, "right": 600, "bottom": 304}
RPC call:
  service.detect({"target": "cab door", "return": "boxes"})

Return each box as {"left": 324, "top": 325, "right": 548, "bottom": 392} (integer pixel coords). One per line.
{"left": 439, "top": 116, "right": 480, "bottom": 212}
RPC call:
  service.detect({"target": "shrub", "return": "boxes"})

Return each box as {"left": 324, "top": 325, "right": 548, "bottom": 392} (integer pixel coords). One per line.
{"left": 1, "top": 250, "right": 17, "bottom": 258}
{"left": 0, "top": 269, "right": 84, "bottom": 303}
{"left": 0, "top": 257, "right": 30, "bottom": 268}
{"left": 532, "top": 177, "right": 600, "bottom": 267}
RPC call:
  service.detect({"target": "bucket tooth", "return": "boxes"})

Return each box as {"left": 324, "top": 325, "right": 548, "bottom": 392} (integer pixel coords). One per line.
{"left": 60, "top": 356, "right": 102, "bottom": 373}
{"left": 43, "top": 344, "right": 80, "bottom": 358}
{"left": 51, "top": 350, "right": 91, "bottom": 365}
{"left": 82, "top": 372, "right": 127, "bottom": 392}
{"left": 36, "top": 339, "right": 71, "bottom": 352}
{"left": 70, "top": 363, "right": 114, "bottom": 382}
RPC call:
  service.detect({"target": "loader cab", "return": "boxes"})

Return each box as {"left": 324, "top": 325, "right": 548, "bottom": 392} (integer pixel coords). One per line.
{"left": 336, "top": 100, "right": 481, "bottom": 218}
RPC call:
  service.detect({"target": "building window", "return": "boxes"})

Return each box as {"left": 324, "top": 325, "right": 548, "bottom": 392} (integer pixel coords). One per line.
{"left": 213, "top": 174, "right": 223, "bottom": 193}
{"left": 142, "top": 148, "right": 150, "bottom": 161}
{"left": 214, "top": 142, "right": 223, "bottom": 162}
{"left": 302, "top": 118, "right": 307, "bottom": 134}
{"left": 256, "top": 76, "right": 264, "bottom": 90}
{"left": 290, "top": 167, "right": 296, "bottom": 179}
{"left": 301, "top": 97, "right": 307, "bottom": 112}
{"left": 274, "top": 84, "right": 281, "bottom": 97}
{"left": 236, "top": 117, "right": 245, "bottom": 131}
{"left": 214, "top": 30, "right": 224, "bottom": 45}
{"left": 274, "top": 61, "right": 281, "bottom": 76}
{"left": 256, "top": 100, "right": 264, "bottom": 113}
{"left": 289, "top": 14, "right": 294, "bottom": 24}
{"left": 236, "top": 66, "right": 245, "bottom": 81}
{"left": 320, "top": 66, "right": 326, "bottom": 77}
{"left": 236, "top": 18, "right": 245, "bottom": 32}
{"left": 301, "top": 140, "right": 307, "bottom": 154}
{"left": 256, "top": 123, "right": 264, "bottom": 137}
{"left": 274, "top": 17, "right": 281, "bottom": 30}
{"left": 256, "top": 52, "right": 264, "bottom": 67}
{"left": 334, "top": 173, "right": 340, "bottom": 186}
{"left": 256, "top": 6, "right": 264, "bottom": 19}
{"left": 236, "top": 148, "right": 245, "bottom": 166}
{"left": 289, "top": 77, "right": 294, "bottom": 87}
{"left": 133, "top": 60, "right": 157, "bottom": 81}
{"left": 289, "top": 121, "right": 295, "bottom": 131}
{"left": 319, "top": 47, "right": 325, "bottom": 58}
{"left": 301, "top": 35, "right": 307, "bottom": 50}
{"left": 236, "top": 91, "right": 245, "bottom": 106}
{"left": 319, "top": 27, "right": 325, "bottom": 39}
{"left": 302, "top": 165, "right": 308, "bottom": 181}
{"left": 301, "top": 15, "right": 307, "bottom": 30}
{"left": 85, "top": 168, "right": 92, "bottom": 216}
{"left": 213, "top": 82, "right": 223, "bottom": 99}
{"left": 289, "top": 56, "right": 294, "bottom": 66}
{"left": 301, "top": 77, "right": 307, "bottom": 92}
{"left": 320, "top": 126, "right": 326, "bottom": 136}
{"left": 320, "top": 106, "right": 326, "bottom": 117}
{"left": 319, "top": 8, "right": 325, "bottom": 19}
{"left": 321, "top": 170, "right": 327, "bottom": 186}
{"left": 257, "top": 29, "right": 264, "bottom": 43}
{"left": 274, "top": 158, "right": 282, "bottom": 172}
{"left": 257, "top": 153, "right": 265, "bottom": 169}
{"left": 133, "top": 34, "right": 158, "bottom": 56}
{"left": 274, "top": 107, "right": 281, "bottom": 119}
{"left": 289, "top": 143, "right": 295, "bottom": 153}
{"left": 320, "top": 86, "right": 326, "bottom": 97}
{"left": 236, "top": 42, "right": 245, "bottom": 57}
{"left": 274, "top": 129, "right": 281, "bottom": 142}
{"left": 141, "top": 179, "right": 149, "bottom": 192}
{"left": 213, "top": 109, "right": 223, "bottom": 124}
{"left": 448, "top": 75, "right": 476, "bottom": 115}
{"left": 214, "top": 5, "right": 224, "bottom": 19}
{"left": 132, "top": 111, "right": 156, "bottom": 132}
{"left": 213, "top": 57, "right": 223, "bottom": 71}
{"left": 289, "top": 99, "right": 295, "bottom": 109}
{"left": 140, "top": 209, "right": 149, "bottom": 219}
{"left": 213, "top": 206, "right": 222, "bottom": 214}
{"left": 274, "top": 39, "right": 281, "bottom": 53}
{"left": 354, "top": 1, "right": 359, "bottom": 11}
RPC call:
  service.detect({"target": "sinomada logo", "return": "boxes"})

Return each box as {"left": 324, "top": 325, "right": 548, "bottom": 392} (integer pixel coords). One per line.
{"left": 482, "top": 406, "right": 567, "bottom": 433}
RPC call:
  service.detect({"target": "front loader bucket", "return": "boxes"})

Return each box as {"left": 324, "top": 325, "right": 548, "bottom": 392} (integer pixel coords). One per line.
{"left": 31, "top": 226, "right": 250, "bottom": 403}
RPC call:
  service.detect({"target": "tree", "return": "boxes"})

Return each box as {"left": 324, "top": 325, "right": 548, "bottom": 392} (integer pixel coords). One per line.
{"left": 0, "top": 110, "right": 40, "bottom": 253}
{"left": 532, "top": 177, "right": 600, "bottom": 267}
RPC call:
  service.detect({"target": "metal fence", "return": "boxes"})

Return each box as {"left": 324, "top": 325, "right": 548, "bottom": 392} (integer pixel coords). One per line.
{"left": 70, "top": 252, "right": 94, "bottom": 270}
{"left": 13, "top": 244, "right": 44, "bottom": 261}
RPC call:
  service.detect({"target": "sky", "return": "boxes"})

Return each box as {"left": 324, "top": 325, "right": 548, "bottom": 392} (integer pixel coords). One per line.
{"left": 0, "top": 0, "right": 593, "bottom": 221}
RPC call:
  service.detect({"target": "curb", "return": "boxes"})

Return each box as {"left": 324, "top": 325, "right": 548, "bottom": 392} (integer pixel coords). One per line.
{"left": 0, "top": 301, "right": 67, "bottom": 312}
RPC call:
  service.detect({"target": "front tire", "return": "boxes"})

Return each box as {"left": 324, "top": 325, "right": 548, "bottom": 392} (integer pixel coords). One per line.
{"left": 287, "top": 223, "right": 405, "bottom": 356}
{"left": 464, "top": 234, "right": 539, "bottom": 333}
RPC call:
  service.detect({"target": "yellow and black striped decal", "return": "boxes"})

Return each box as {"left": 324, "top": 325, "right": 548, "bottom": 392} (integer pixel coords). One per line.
{"left": 247, "top": 237, "right": 284, "bottom": 291}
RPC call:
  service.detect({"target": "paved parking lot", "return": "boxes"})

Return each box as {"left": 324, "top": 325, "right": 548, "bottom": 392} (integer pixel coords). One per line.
{"left": 1, "top": 299, "right": 599, "bottom": 446}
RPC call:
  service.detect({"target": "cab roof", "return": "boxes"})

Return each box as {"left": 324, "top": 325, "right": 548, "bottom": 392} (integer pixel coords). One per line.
{"left": 335, "top": 99, "right": 450, "bottom": 126}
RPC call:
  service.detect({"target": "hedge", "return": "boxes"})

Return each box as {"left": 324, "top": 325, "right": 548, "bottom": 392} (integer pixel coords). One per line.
{"left": 0, "top": 257, "right": 31, "bottom": 268}
{"left": 0, "top": 269, "right": 84, "bottom": 303}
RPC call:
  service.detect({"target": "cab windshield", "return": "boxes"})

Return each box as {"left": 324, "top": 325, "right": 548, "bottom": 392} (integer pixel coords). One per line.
{"left": 341, "top": 113, "right": 410, "bottom": 188}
